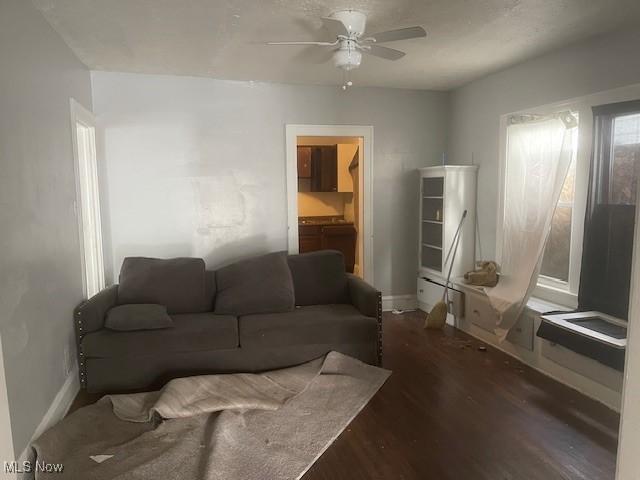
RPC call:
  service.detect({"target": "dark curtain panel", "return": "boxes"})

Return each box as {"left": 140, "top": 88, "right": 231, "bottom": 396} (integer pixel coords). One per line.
{"left": 578, "top": 100, "right": 640, "bottom": 319}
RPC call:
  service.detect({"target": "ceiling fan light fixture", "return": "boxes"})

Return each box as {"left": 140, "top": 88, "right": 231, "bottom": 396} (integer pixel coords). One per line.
{"left": 333, "top": 47, "right": 362, "bottom": 70}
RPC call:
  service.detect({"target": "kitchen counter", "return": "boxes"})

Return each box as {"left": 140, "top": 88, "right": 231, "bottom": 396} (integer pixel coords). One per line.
{"left": 298, "top": 216, "right": 354, "bottom": 226}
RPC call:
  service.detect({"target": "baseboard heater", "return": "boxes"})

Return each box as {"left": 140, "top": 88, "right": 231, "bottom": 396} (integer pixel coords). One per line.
{"left": 537, "top": 311, "right": 627, "bottom": 371}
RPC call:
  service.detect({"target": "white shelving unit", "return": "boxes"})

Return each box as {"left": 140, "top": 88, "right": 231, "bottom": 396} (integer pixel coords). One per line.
{"left": 418, "top": 165, "right": 478, "bottom": 281}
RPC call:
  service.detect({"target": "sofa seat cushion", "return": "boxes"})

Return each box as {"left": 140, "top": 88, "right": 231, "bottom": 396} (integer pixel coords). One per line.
{"left": 82, "top": 313, "right": 238, "bottom": 358}
{"left": 105, "top": 304, "right": 173, "bottom": 331}
{"left": 239, "top": 304, "right": 377, "bottom": 349}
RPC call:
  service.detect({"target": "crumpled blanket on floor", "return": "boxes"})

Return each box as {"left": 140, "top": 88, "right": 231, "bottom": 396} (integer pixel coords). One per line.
{"left": 31, "top": 352, "right": 390, "bottom": 480}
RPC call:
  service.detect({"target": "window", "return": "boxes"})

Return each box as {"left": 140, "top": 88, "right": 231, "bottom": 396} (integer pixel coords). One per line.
{"left": 494, "top": 112, "right": 580, "bottom": 313}
{"left": 539, "top": 131, "right": 578, "bottom": 283}
{"left": 610, "top": 113, "right": 640, "bottom": 205}
{"left": 500, "top": 95, "right": 640, "bottom": 309}
{"left": 578, "top": 103, "right": 640, "bottom": 319}
{"left": 70, "top": 99, "right": 105, "bottom": 298}
{"left": 531, "top": 115, "right": 582, "bottom": 307}
{"left": 498, "top": 109, "right": 583, "bottom": 308}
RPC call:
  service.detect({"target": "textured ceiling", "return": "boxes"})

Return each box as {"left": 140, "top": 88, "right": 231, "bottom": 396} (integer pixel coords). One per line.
{"left": 33, "top": 0, "right": 640, "bottom": 90}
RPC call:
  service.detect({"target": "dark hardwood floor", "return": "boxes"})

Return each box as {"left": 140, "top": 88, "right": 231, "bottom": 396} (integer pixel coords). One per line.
{"left": 70, "top": 310, "right": 620, "bottom": 479}
{"left": 303, "top": 311, "right": 619, "bottom": 480}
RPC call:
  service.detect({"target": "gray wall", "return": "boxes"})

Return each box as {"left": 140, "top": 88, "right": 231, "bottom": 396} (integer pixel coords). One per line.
{"left": 448, "top": 28, "right": 640, "bottom": 260}
{"left": 91, "top": 72, "right": 449, "bottom": 296}
{"left": 0, "top": 0, "right": 92, "bottom": 455}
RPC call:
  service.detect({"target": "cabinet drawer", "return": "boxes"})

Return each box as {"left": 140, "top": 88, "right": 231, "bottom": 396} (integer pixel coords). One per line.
{"left": 418, "top": 277, "right": 445, "bottom": 310}
{"left": 299, "top": 225, "right": 321, "bottom": 236}
{"left": 299, "top": 235, "right": 321, "bottom": 253}
{"left": 466, "top": 291, "right": 500, "bottom": 332}
{"left": 418, "top": 277, "right": 464, "bottom": 319}
{"left": 320, "top": 225, "right": 355, "bottom": 236}
{"left": 506, "top": 309, "right": 534, "bottom": 351}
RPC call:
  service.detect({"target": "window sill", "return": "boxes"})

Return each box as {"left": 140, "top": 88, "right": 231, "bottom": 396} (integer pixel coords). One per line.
{"left": 526, "top": 296, "right": 569, "bottom": 315}
{"left": 533, "top": 283, "right": 578, "bottom": 310}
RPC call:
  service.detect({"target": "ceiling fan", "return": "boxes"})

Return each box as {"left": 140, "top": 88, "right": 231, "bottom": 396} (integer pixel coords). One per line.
{"left": 267, "top": 10, "right": 426, "bottom": 88}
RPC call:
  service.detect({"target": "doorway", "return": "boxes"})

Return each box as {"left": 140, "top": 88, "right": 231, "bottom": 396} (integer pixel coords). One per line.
{"left": 285, "top": 125, "right": 373, "bottom": 285}
{"left": 70, "top": 99, "right": 105, "bottom": 299}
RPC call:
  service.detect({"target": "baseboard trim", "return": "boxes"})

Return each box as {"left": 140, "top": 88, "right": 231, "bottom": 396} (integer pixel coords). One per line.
{"left": 456, "top": 322, "right": 621, "bottom": 412}
{"left": 382, "top": 295, "right": 418, "bottom": 312}
{"left": 17, "top": 364, "right": 79, "bottom": 475}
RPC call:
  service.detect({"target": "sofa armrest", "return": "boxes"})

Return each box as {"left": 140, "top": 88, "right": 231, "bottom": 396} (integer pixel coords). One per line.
{"left": 347, "top": 274, "right": 383, "bottom": 366}
{"left": 74, "top": 285, "right": 119, "bottom": 334}
{"left": 347, "top": 274, "right": 378, "bottom": 317}
{"left": 74, "top": 285, "right": 118, "bottom": 390}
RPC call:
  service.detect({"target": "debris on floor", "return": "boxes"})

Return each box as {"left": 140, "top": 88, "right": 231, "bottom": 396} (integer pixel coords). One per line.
{"left": 90, "top": 455, "right": 114, "bottom": 464}
{"left": 391, "top": 309, "right": 417, "bottom": 315}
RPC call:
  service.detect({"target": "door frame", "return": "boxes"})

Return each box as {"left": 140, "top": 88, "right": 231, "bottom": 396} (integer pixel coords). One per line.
{"left": 616, "top": 178, "right": 640, "bottom": 479}
{"left": 285, "top": 124, "right": 374, "bottom": 286}
{"left": 70, "top": 98, "right": 105, "bottom": 299}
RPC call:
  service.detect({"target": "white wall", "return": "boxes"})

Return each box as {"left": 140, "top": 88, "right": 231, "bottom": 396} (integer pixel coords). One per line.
{"left": 449, "top": 28, "right": 640, "bottom": 260}
{"left": 0, "top": 0, "right": 92, "bottom": 456}
{"left": 297, "top": 192, "right": 347, "bottom": 217}
{"left": 91, "top": 72, "right": 449, "bottom": 296}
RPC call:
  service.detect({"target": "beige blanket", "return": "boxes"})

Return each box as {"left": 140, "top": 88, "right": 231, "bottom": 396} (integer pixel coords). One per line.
{"left": 32, "top": 352, "right": 390, "bottom": 480}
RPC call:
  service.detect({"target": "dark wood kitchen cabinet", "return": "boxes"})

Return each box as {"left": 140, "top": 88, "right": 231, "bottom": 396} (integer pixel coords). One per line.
{"left": 297, "top": 145, "right": 338, "bottom": 192}
{"left": 298, "top": 223, "right": 356, "bottom": 273}
{"left": 298, "top": 225, "right": 322, "bottom": 253}
{"left": 311, "top": 146, "right": 337, "bottom": 192}
{"left": 297, "top": 146, "right": 312, "bottom": 178}
{"left": 321, "top": 224, "right": 356, "bottom": 273}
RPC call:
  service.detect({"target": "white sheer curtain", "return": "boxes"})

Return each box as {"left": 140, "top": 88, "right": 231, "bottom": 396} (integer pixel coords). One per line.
{"left": 487, "top": 112, "right": 577, "bottom": 339}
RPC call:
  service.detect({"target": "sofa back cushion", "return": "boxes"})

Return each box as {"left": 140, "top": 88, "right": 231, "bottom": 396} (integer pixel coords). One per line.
{"left": 214, "top": 251, "right": 295, "bottom": 316}
{"left": 287, "top": 250, "right": 349, "bottom": 306}
{"left": 118, "top": 257, "right": 212, "bottom": 314}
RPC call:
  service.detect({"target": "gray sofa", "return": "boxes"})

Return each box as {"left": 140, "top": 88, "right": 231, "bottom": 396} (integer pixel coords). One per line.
{"left": 74, "top": 250, "right": 382, "bottom": 393}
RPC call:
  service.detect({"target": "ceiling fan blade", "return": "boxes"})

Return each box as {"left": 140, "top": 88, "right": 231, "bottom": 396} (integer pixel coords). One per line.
{"left": 321, "top": 16, "right": 348, "bottom": 37}
{"left": 267, "top": 41, "right": 337, "bottom": 46}
{"left": 293, "top": 45, "right": 336, "bottom": 65}
{"left": 367, "top": 26, "right": 426, "bottom": 43}
{"left": 363, "top": 44, "right": 406, "bottom": 60}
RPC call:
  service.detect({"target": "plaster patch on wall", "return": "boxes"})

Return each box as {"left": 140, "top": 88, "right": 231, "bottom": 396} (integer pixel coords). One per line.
{"left": 190, "top": 173, "right": 247, "bottom": 232}
{"left": 188, "top": 171, "right": 267, "bottom": 261}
